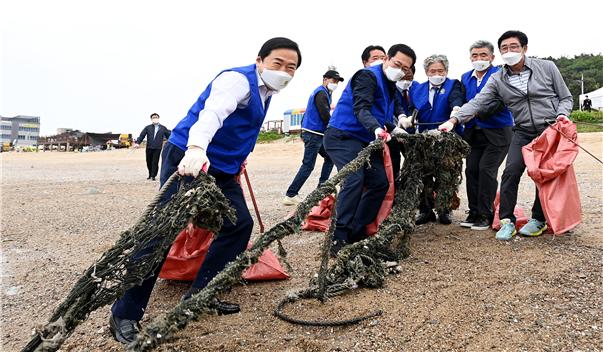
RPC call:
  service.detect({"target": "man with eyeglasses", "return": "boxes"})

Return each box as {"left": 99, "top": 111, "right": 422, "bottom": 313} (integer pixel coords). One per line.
{"left": 324, "top": 44, "right": 416, "bottom": 256}
{"left": 438, "top": 30, "right": 573, "bottom": 241}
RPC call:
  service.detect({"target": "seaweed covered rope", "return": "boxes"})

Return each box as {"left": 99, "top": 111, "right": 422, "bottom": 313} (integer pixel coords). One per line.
{"left": 128, "top": 140, "right": 386, "bottom": 351}
{"left": 274, "top": 131, "right": 469, "bottom": 326}
{"left": 22, "top": 172, "right": 235, "bottom": 352}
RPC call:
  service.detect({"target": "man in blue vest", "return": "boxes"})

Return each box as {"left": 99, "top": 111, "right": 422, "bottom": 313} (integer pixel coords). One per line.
{"left": 324, "top": 44, "right": 416, "bottom": 256}
{"left": 108, "top": 37, "right": 302, "bottom": 344}
{"left": 458, "top": 40, "right": 513, "bottom": 231}
{"left": 133, "top": 113, "right": 171, "bottom": 181}
{"left": 282, "top": 69, "right": 343, "bottom": 205}
{"left": 403, "top": 54, "right": 465, "bottom": 225}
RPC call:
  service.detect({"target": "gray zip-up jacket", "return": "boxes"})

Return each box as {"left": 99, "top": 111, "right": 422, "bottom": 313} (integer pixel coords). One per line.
{"left": 456, "top": 57, "right": 573, "bottom": 132}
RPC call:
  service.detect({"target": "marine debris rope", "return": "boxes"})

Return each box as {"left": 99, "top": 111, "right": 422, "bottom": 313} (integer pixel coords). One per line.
{"left": 22, "top": 172, "right": 235, "bottom": 352}
{"left": 22, "top": 132, "right": 468, "bottom": 352}
{"left": 273, "top": 131, "right": 469, "bottom": 326}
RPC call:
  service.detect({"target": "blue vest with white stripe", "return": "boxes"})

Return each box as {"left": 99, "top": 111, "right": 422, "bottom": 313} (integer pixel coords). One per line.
{"left": 412, "top": 78, "right": 463, "bottom": 134}
{"left": 461, "top": 66, "right": 514, "bottom": 129}
{"left": 328, "top": 65, "right": 394, "bottom": 143}
{"left": 301, "top": 85, "right": 331, "bottom": 133}
{"left": 169, "top": 64, "right": 271, "bottom": 174}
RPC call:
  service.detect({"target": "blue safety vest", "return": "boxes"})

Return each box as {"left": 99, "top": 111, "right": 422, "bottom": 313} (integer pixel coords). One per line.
{"left": 328, "top": 64, "right": 395, "bottom": 143}
{"left": 169, "top": 64, "right": 270, "bottom": 174}
{"left": 461, "top": 66, "right": 514, "bottom": 129}
{"left": 412, "top": 78, "right": 463, "bottom": 134}
{"left": 301, "top": 85, "right": 331, "bottom": 133}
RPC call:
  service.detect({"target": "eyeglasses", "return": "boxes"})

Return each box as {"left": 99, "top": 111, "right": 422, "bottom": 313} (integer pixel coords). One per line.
{"left": 500, "top": 44, "right": 522, "bottom": 53}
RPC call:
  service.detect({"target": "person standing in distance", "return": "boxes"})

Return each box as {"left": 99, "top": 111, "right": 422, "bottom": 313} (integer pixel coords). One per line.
{"left": 133, "top": 113, "right": 171, "bottom": 180}
{"left": 282, "top": 69, "right": 343, "bottom": 205}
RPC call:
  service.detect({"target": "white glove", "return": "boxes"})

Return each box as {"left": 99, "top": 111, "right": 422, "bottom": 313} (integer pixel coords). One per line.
{"left": 177, "top": 147, "right": 210, "bottom": 177}
{"left": 438, "top": 120, "right": 455, "bottom": 133}
{"left": 397, "top": 114, "right": 413, "bottom": 129}
{"left": 450, "top": 106, "right": 461, "bottom": 119}
{"left": 374, "top": 127, "right": 391, "bottom": 142}
{"left": 556, "top": 115, "right": 570, "bottom": 123}
{"left": 391, "top": 127, "right": 408, "bottom": 137}
{"left": 132, "top": 143, "right": 140, "bottom": 149}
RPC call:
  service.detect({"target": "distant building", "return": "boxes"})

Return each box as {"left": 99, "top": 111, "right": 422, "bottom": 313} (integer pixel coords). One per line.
{"left": 282, "top": 108, "right": 305, "bottom": 134}
{"left": 0, "top": 115, "right": 41, "bottom": 146}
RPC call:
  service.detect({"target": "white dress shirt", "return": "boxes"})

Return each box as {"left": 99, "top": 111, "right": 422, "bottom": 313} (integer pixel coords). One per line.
{"left": 187, "top": 70, "right": 274, "bottom": 150}
{"left": 428, "top": 83, "right": 441, "bottom": 106}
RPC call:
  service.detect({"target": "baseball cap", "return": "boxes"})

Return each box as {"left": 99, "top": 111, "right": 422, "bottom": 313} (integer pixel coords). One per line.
{"left": 323, "top": 70, "right": 344, "bottom": 82}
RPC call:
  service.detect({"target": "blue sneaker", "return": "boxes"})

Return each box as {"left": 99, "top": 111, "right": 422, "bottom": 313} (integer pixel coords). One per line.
{"left": 519, "top": 219, "right": 547, "bottom": 237}
{"left": 495, "top": 218, "right": 516, "bottom": 241}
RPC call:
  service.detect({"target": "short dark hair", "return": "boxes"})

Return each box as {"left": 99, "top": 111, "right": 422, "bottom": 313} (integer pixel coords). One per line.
{"left": 387, "top": 44, "right": 417, "bottom": 66}
{"left": 361, "top": 45, "right": 386, "bottom": 63}
{"left": 258, "top": 37, "right": 302, "bottom": 68}
{"left": 497, "top": 30, "right": 528, "bottom": 48}
{"left": 150, "top": 113, "right": 159, "bottom": 118}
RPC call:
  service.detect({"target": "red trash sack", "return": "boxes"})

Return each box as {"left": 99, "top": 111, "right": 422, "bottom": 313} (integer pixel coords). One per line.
{"left": 491, "top": 191, "right": 528, "bottom": 230}
{"left": 521, "top": 120, "right": 581, "bottom": 235}
{"left": 301, "top": 194, "right": 336, "bottom": 232}
{"left": 300, "top": 143, "right": 395, "bottom": 235}
{"left": 366, "top": 143, "right": 395, "bottom": 236}
{"left": 159, "top": 224, "right": 213, "bottom": 281}
{"left": 241, "top": 243, "right": 289, "bottom": 281}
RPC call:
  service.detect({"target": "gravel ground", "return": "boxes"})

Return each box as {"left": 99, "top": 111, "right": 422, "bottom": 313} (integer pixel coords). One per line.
{"left": 1, "top": 132, "right": 602, "bottom": 352}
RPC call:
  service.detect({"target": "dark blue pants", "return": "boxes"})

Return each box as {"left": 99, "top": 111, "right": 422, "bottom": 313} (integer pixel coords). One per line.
{"left": 323, "top": 128, "right": 388, "bottom": 244}
{"left": 111, "top": 142, "right": 253, "bottom": 321}
{"left": 285, "top": 131, "right": 334, "bottom": 197}
{"left": 500, "top": 129, "right": 545, "bottom": 223}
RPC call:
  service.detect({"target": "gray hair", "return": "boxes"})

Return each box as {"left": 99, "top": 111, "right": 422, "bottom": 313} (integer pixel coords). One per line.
{"left": 469, "top": 40, "right": 494, "bottom": 54}
{"left": 423, "top": 54, "right": 449, "bottom": 71}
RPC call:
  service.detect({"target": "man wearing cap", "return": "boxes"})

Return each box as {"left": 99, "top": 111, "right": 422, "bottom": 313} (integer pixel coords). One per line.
{"left": 283, "top": 69, "right": 343, "bottom": 205}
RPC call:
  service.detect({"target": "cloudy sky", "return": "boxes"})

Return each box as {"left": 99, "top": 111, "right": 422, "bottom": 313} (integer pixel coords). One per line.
{"left": 1, "top": 0, "right": 600, "bottom": 136}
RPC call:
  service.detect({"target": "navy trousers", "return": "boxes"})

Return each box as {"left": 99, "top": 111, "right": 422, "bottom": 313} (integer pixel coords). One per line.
{"left": 111, "top": 142, "right": 253, "bottom": 321}
{"left": 323, "top": 128, "right": 388, "bottom": 244}
{"left": 285, "top": 131, "right": 334, "bottom": 197}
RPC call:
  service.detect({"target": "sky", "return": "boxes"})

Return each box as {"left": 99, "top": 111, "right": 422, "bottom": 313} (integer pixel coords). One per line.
{"left": 1, "top": 0, "right": 601, "bottom": 136}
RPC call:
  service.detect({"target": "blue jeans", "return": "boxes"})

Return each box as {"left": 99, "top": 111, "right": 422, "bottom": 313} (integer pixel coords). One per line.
{"left": 323, "top": 127, "right": 388, "bottom": 243}
{"left": 285, "top": 131, "right": 334, "bottom": 197}
{"left": 111, "top": 142, "right": 253, "bottom": 321}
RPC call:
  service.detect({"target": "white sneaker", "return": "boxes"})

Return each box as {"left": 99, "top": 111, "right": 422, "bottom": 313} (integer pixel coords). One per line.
{"left": 282, "top": 195, "right": 303, "bottom": 206}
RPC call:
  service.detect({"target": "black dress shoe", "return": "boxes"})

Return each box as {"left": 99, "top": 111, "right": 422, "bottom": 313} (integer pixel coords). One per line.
{"left": 415, "top": 211, "right": 436, "bottom": 225}
{"left": 151, "top": 177, "right": 156, "bottom": 181}
{"left": 146, "top": 176, "right": 151, "bottom": 180}
{"left": 438, "top": 212, "right": 452, "bottom": 225}
{"left": 109, "top": 315, "right": 140, "bottom": 344}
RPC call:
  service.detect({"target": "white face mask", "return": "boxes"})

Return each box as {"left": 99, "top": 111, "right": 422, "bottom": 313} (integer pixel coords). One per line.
{"left": 384, "top": 65, "right": 405, "bottom": 82}
{"left": 260, "top": 69, "right": 293, "bottom": 91}
{"left": 396, "top": 80, "right": 412, "bottom": 91}
{"left": 151, "top": 118, "right": 159, "bottom": 125}
{"left": 369, "top": 59, "right": 383, "bottom": 67}
{"left": 502, "top": 51, "right": 523, "bottom": 66}
{"left": 327, "top": 82, "right": 338, "bottom": 92}
{"left": 471, "top": 60, "right": 491, "bottom": 72}
{"left": 428, "top": 75, "right": 446, "bottom": 86}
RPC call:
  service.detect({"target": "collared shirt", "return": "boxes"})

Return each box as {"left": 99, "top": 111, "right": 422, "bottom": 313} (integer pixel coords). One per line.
{"left": 506, "top": 67, "right": 531, "bottom": 94}
{"left": 153, "top": 124, "right": 159, "bottom": 139}
{"left": 428, "top": 83, "right": 441, "bottom": 106}
{"left": 456, "top": 56, "right": 573, "bottom": 131}
{"left": 187, "top": 70, "right": 274, "bottom": 149}
{"left": 471, "top": 69, "right": 485, "bottom": 87}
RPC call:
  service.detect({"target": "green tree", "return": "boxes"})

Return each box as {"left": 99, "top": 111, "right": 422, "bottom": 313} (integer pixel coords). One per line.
{"left": 540, "top": 54, "right": 603, "bottom": 110}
